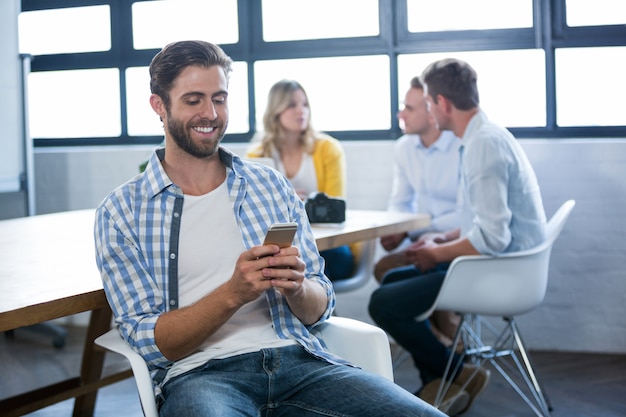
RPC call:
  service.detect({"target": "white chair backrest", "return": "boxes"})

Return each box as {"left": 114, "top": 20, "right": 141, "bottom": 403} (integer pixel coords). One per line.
{"left": 417, "top": 200, "right": 575, "bottom": 320}
{"left": 546, "top": 199, "right": 576, "bottom": 245}
{"left": 95, "top": 329, "right": 159, "bottom": 417}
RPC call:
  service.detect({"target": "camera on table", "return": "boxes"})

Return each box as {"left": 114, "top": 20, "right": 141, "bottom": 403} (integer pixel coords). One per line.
{"left": 305, "top": 192, "right": 346, "bottom": 223}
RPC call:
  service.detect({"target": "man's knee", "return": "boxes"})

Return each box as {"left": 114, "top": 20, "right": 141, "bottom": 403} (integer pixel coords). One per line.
{"left": 374, "top": 252, "right": 409, "bottom": 282}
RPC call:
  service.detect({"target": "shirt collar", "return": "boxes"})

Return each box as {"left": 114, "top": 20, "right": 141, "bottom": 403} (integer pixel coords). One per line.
{"left": 144, "top": 146, "right": 241, "bottom": 199}
{"left": 462, "top": 109, "right": 487, "bottom": 144}
{"left": 411, "top": 131, "right": 457, "bottom": 152}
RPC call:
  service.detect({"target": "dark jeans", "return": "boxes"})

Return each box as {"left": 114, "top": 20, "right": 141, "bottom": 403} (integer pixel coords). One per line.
{"left": 320, "top": 245, "right": 354, "bottom": 281}
{"left": 368, "top": 264, "right": 462, "bottom": 387}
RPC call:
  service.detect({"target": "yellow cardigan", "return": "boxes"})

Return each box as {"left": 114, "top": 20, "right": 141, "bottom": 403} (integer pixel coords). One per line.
{"left": 246, "top": 135, "right": 347, "bottom": 198}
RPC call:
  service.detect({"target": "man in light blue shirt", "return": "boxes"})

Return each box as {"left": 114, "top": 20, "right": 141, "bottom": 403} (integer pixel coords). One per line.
{"left": 95, "top": 40, "right": 443, "bottom": 417}
{"left": 369, "top": 58, "right": 546, "bottom": 416}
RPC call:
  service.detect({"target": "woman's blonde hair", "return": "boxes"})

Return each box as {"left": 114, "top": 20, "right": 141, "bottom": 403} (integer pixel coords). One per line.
{"left": 255, "top": 79, "right": 317, "bottom": 157}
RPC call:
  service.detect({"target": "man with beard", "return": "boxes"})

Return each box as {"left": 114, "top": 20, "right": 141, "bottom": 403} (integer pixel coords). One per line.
{"left": 94, "top": 40, "right": 444, "bottom": 417}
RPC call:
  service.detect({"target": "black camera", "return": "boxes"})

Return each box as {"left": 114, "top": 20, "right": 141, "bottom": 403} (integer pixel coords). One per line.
{"left": 305, "top": 192, "right": 346, "bottom": 223}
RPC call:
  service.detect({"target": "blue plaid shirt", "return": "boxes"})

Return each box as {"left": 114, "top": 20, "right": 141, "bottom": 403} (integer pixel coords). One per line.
{"left": 94, "top": 147, "right": 348, "bottom": 389}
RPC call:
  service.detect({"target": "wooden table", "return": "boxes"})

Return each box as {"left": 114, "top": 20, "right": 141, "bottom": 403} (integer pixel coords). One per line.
{"left": 0, "top": 210, "right": 120, "bottom": 417}
{"left": 312, "top": 209, "right": 429, "bottom": 251}
{"left": 0, "top": 208, "right": 428, "bottom": 416}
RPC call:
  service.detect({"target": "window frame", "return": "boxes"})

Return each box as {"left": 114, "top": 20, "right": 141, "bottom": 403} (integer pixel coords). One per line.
{"left": 20, "top": 0, "right": 626, "bottom": 147}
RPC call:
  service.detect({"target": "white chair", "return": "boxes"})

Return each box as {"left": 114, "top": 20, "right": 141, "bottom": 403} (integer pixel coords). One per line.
{"left": 332, "top": 239, "right": 376, "bottom": 293}
{"left": 418, "top": 200, "right": 575, "bottom": 417}
{"left": 95, "top": 316, "right": 393, "bottom": 417}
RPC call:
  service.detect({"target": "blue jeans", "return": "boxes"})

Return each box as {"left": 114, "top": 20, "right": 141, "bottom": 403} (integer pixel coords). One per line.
{"left": 320, "top": 245, "right": 354, "bottom": 281}
{"left": 159, "top": 345, "right": 444, "bottom": 417}
{"left": 368, "top": 264, "right": 462, "bottom": 387}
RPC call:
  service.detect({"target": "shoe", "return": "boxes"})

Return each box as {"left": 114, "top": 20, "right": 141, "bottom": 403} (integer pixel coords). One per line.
{"left": 454, "top": 364, "right": 491, "bottom": 413}
{"left": 417, "top": 379, "right": 470, "bottom": 416}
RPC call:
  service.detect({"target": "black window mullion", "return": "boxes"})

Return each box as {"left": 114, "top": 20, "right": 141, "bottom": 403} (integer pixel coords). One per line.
{"left": 22, "top": 0, "right": 626, "bottom": 147}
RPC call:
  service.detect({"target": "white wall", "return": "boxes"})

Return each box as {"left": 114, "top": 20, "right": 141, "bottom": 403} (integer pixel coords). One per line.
{"left": 33, "top": 139, "right": 626, "bottom": 354}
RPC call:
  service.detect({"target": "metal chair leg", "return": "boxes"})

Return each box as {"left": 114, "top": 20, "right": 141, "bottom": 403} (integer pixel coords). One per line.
{"left": 510, "top": 319, "right": 552, "bottom": 415}
{"left": 436, "top": 315, "right": 553, "bottom": 417}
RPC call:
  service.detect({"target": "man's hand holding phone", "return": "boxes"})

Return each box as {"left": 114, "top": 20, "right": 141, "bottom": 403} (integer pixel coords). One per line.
{"left": 260, "top": 222, "right": 304, "bottom": 292}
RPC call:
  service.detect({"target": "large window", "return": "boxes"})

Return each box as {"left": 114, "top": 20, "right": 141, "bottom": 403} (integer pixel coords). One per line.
{"left": 254, "top": 56, "right": 390, "bottom": 132}
{"left": 18, "top": 0, "right": 626, "bottom": 146}
{"left": 398, "top": 49, "right": 546, "bottom": 128}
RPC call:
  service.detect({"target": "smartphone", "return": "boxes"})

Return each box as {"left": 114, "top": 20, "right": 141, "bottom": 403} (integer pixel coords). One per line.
{"left": 263, "top": 222, "right": 298, "bottom": 248}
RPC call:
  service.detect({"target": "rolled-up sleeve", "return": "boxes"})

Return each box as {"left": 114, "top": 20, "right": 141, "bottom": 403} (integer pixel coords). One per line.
{"left": 94, "top": 200, "right": 172, "bottom": 370}
{"left": 462, "top": 131, "right": 513, "bottom": 255}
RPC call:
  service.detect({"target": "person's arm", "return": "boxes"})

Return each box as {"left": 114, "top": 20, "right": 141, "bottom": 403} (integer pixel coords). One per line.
{"left": 431, "top": 235, "right": 479, "bottom": 262}
{"left": 430, "top": 209, "right": 461, "bottom": 232}
{"left": 277, "top": 263, "right": 329, "bottom": 326}
{"left": 95, "top": 204, "right": 171, "bottom": 369}
{"left": 154, "top": 244, "right": 319, "bottom": 361}
{"left": 379, "top": 139, "right": 419, "bottom": 250}
{"left": 381, "top": 164, "right": 415, "bottom": 249}
{"left": 387, "top": 140, "right": 418, "bottom": 214}
{"left": 380, "top": 232, "right": 409, "bottom": 251}
{"left": 407, "top": 235, "right": 478, "bottom": 272}
{"left": 462, "top": 129, "right": 514, "bottom": 254}
{"left": 314, "top": 136, "right": 346, "bottom": 197}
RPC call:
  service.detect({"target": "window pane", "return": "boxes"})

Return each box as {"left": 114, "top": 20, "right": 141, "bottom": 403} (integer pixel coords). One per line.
{"left": 556, "top": 47, "right": 626, "bottom": 127}
{"left": 18, "top": 6, "right": 110, "bottom": 55}
{"left": 407, "top": 0, "right": 532, "bottom": 32}
{"left": 126, "top": 67, "right": 159, "bottom": 136}
{"left": 132, "top": 0, "right": 238, "bottom": 50}
{"left": 254, "top": 56, "right": 390, "bottom": 131}
{"left": 28, "top": 69, "right": 120, "bottom": 138}
{"left": 226, "top": 62, "right": 251, "bottom": 134}
{"left": 262, "top": 0, "right": 379, "bottom": 41}
{"left": 566, "top": 0, "right": 626, "bottom": 26}
{"left": 398, "top": 50, "right": 546, "bottom": 128}
{"left": 126, "top": 62, "right": 249, "bottom": 136}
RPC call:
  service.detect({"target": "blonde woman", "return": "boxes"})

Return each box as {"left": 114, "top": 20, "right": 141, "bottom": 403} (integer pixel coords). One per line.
{"left": 247, "top": 79, "right": 354, "bottom": 281}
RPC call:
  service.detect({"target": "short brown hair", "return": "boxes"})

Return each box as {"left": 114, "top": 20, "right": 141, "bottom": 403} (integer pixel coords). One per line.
{"left": 421, "top": 58, "right": 479, "bottom": 110}
{"left": 149, "top": 40, "right": 233, "bottom": 109}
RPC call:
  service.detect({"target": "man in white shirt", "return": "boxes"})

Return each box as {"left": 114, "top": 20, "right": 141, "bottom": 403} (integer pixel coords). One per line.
{"left": 377, "top": 76, "right": 463, "bottom": 365}
{"left": 375, "top": 76, "right": 461, "bottom": 282}
{"left": 369, "top": 58, "right": 546, "bottom": 416}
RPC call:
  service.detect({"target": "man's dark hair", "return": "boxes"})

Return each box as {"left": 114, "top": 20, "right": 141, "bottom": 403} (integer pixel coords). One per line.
{"left": 421, "top": 58, "right": 479, "bottom": 110}
{"left": 149, "top": 40, "right": 233, "bottom": 108}
{"left": 409, "top": 76, "right": 424, "bottom": 90}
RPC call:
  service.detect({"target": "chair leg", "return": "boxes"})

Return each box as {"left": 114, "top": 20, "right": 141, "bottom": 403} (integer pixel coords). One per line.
{"left": 436, "top": 314, "right": 493, "bottom": 405}
{"left": 509, "top": 319, "right": 553, "bottom": 415}
{"left": 434, "top": 315, "right": 470, "bottom": 407}
{"left": 391, "top": 344, "right": 411, "bottom": 371}
{"left": 487, "top": 318, "right": 552, "bottom": 417}
{"left": 436, "top": 315, "right": 553, "bottom": 417}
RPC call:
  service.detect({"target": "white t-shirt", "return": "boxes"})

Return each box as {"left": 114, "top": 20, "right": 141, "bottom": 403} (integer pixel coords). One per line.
{"left": 164, "top": 179, "right": 295, "bottom": 384}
